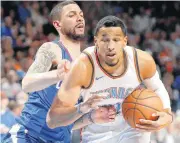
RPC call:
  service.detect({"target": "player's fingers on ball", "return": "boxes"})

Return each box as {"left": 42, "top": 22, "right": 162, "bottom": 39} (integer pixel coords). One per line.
{"left": 139, "top": 119, "right": 154, "bottom": 125}
{"left": 152, "top": 111, "right": 164, "bottom": 117}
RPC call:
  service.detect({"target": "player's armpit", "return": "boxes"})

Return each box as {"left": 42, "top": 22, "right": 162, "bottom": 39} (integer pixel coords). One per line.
{"left": 137, "top": 49, "right": 156, "bottom": 80}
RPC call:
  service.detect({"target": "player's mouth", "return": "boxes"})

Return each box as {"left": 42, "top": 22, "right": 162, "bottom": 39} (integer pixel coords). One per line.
{"left": 106, "top": 53, "right": 116, "bottom": 58}
{"left": 76, "top": 23, "right": 84, "bottom": 31}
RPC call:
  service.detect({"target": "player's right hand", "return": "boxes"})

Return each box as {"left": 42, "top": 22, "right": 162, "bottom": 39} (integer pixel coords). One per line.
{"left": 53, "top": 59, "right": 71, "bottom": 80}
{"left": 91, "top": 106, "right": 116, "bottom": 123}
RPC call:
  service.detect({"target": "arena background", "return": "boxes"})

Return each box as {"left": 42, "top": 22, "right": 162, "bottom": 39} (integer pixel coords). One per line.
{"left": 1, "top": 1, "right": 180, "bottom": 143}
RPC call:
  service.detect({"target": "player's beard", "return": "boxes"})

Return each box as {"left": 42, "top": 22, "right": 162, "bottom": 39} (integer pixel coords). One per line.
{"left": 61, "top": 27, "right": 85, "bottom": 41}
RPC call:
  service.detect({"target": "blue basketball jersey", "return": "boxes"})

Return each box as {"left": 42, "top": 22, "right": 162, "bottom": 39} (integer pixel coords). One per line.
{"left": 16, "top": 40, "right": 73, "bottom": 142}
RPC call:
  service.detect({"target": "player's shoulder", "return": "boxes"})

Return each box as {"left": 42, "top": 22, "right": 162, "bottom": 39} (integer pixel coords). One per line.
{"left": 72, "top": 46, "right": 94, "bottom": 72}
{"left": 136, "top": 49, "right": 155, "bottom": 64}
{"left": 83, "top": 46, "right": 95, "bottom": 54}
{"left": 136, "top": 49, "right": 156, "bottom": 79}
{"left": 37, "top": 41, "right": 62, "bottom": 56}
{"left": 78, "top": 46, "right": 95, "bottom": 62}
{"left": 39, "top": 41, "right": 61, "bottom": 50}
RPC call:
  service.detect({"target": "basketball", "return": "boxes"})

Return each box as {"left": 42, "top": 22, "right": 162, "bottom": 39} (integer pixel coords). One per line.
{"left": 122, "top": 88, "right": 163, "bottom": 128}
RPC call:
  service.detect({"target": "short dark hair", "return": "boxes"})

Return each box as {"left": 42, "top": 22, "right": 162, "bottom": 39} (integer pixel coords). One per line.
{"left": 50, "top": 0, "right": 77, "bottom": 21}
{"left": 94, "top": 16, "right": 127, "bottom": 36}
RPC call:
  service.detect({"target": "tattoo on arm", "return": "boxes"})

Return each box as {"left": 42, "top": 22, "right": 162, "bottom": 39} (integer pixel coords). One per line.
{"left": 27, "top": 44, "right": 56, "bottom": 73}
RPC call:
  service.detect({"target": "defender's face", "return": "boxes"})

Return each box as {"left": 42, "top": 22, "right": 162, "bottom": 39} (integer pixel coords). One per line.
{"left": 95, "top": 27, "right": 127, "bottom": 66}
{"left": 60, "top": 4, "right": 85, "bottom": 39}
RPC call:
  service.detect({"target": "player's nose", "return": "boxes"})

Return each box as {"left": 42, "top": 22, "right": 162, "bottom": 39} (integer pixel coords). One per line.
{"left": 107, "top": 41, "right": 115, "bottom": 51}
{"left": 77, "top": 14, "right": 84, "bottom": 22}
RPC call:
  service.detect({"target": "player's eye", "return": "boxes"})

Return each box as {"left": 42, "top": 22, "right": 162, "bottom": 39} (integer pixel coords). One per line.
{"left": 68, "top": 12, "right": 75, "bottom": 17}
{"left": 114, "top": 38, "right": 120, "bottom": 42}
{"left": 69, "top": 14, "right": 74, "bottom": 17}
{"left": 101, "top": 38, "right": 109, "bottom": 42}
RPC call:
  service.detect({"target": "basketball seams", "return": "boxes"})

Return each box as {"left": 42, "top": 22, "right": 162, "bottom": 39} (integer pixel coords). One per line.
{"left": 131, "top": 90, "right": 156, "bottom": 100}
{"left": 123, "top": 108, "right": 147, "bottom": 128}
{"left": 122, "top": 102, "right": 161, "bottom": 112}
{"left": 131, "top": 95, "right": 159, "bottom": 100}
{"left": 133, "top": 89, "right": 145, "bottom": 128}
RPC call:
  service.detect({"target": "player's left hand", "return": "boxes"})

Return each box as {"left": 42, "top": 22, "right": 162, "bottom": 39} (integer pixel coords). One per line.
{"left": 136, "top": 111, "right": 173, "bottom": 132}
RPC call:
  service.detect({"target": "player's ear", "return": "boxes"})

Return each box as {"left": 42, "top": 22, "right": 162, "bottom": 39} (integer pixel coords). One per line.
{"left": 94, "top": 36, "right": 98, "bottom": 47}
{"left": 123, "top": 36, "right": 128, "bottom": 46}
{"left": 53, "top": 20, "right": 61, "bottom": 31}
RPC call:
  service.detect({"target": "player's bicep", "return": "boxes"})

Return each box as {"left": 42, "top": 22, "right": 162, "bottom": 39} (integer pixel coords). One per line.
{"left": 137, "top": 49, "right": 156, "bottom": 80}
{"left": 26, "top": 44, "right": 57, "bottom": 74}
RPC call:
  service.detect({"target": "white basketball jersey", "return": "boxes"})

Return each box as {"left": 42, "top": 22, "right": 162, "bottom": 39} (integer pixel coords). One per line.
{"left": 80, "top": 46, "right": 151, "bottom": 143}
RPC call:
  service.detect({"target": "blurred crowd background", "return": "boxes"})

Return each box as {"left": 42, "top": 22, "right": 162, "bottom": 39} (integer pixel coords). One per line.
{"left": 1, "top": 1, "right": 180, "bottom": 143}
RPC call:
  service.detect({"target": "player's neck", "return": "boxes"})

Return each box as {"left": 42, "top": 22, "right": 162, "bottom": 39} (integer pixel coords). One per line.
{"left": 59, "top": 34, "right": 81, "bottom": 60}
{"left": 59, "top": 34, "right": 81, "bottom": 49}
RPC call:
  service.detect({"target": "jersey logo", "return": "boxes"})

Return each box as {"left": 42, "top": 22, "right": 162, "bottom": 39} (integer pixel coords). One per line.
{"left": 95, "top": 76, "right": 104, "bottom": 80}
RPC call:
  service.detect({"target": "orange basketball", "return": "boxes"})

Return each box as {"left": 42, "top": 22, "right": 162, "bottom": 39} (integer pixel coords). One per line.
{"left": 122, "top": 88, "right": 163, "bottom": 128}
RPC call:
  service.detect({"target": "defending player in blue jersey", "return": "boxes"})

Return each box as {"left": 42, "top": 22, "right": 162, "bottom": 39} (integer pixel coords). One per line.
{"left": 2, "top": 1, "right": 84, "bottom": 143}
{"left": 2, "top": 1, "right": 117, "bottom": 143}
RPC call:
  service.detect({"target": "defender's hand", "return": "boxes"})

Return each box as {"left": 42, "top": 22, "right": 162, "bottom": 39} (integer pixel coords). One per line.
{"left": 136, "top": 111, "right": 173, "bottom": 132}
{"left": 79, "top": 95, "right": 105, "bottom": 114}
{"left": 53, "top": 60, "right": 71, "bottom": 80}
{"left": 91, "top": 106, "right": 116, "bottom": 124}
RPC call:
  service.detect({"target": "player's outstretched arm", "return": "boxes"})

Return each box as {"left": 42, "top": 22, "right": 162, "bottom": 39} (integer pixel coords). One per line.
{"left": 46, "top": 54, "right": 104, "bottom": 128}
{"left": 135, "top": 49, "right": 173, "bottom": 132}
{"left": 22, "top": 42, "right": 69, "bottom": 93}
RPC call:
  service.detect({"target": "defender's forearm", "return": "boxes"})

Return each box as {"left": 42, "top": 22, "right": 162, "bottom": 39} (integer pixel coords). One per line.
{"left": 22, "top": 70, "right": 60, "bottom": 93}
{"left": 72, "top": 113, "right": 93, "bottom": 130}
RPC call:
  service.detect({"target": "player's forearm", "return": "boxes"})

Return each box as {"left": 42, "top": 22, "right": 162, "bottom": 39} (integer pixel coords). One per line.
{"left": 22, "top": 70, "right": 60, "bottom": 93}
{"left": 72, "top": 113, "right": 92, "bottom": 130}
{"left": 46, "top": 105, "right": 83, "bottom": 129}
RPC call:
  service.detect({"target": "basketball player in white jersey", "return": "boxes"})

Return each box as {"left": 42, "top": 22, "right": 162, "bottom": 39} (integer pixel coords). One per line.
{"left": 47, "top": 16, "right": 173, "bottom": 143}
